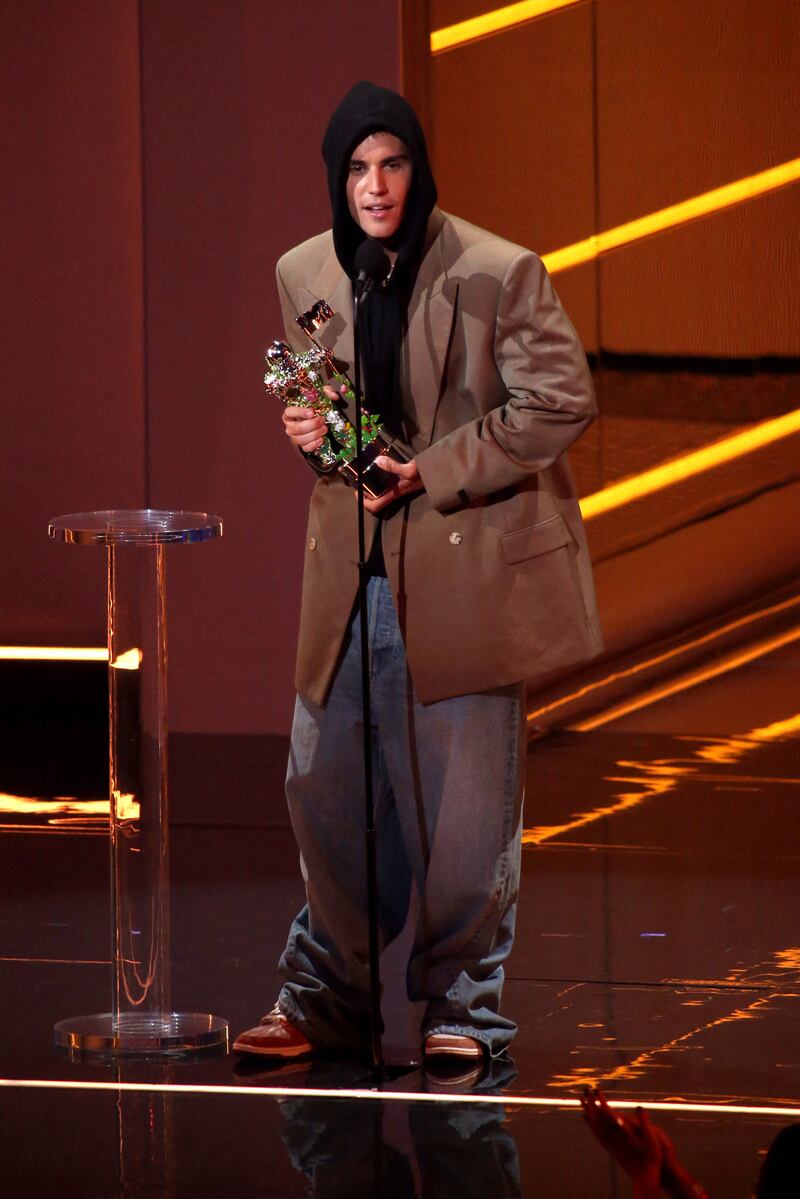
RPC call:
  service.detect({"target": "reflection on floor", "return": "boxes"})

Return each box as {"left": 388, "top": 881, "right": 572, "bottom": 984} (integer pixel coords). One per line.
{"left": 1, "top": 629, "right": 798, "bottom": 1195}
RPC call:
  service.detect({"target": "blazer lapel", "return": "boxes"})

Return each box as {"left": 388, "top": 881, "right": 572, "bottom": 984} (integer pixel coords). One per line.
{"left": 294, "top": 216, "right": 458, "bottom": 444}
{"left": 405, "top": 213, "right": 459, "bottom": 447}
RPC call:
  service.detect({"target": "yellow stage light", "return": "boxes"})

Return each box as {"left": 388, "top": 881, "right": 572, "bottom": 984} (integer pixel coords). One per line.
{"left": 110, "top": 648, "right": 142, "bottom": 670}
{"left": 0, "top": 794, "right": 108, "bottom": 815}
{"left": 528, "top": 593, "right": 800, "bottom": 726}
{"left": 572, "top": 625, "right": 800, "bottom": 732}
{"left": 0, "top": 646, "right": 107, "bottom": 662}
{"left": 579, "top": 407, "right": 800, "bottom": 520}
{"left": 543, "top": 158, "right": 800, "bottom": 274}
{"left": 112, "top": 790, "right": 140, "bottom": 820}
{"left": 431, "top": 0, "right": 580, "bottom": 54}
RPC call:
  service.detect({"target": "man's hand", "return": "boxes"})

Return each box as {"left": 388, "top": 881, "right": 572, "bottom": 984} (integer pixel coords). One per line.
{"left": 281, "top": 384, "right": 342, "bottom": 454}
{"left": 280, "top": 386, "right": 423, "bottom": 512}
{"left": 361, "top": 454, "right": 424, "bottom": 514}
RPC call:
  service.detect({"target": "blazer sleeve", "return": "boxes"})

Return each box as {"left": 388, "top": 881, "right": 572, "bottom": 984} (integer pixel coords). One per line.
{"left": 415, "top": 250, "right": 596, "bottom": 512}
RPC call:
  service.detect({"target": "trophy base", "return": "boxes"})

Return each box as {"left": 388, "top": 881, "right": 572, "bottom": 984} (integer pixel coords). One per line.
{"left": 340, "top": 436, "right": 408, "bottom": 500}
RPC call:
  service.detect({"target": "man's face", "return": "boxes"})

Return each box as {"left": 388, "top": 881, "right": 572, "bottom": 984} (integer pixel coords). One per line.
{"left": 346, "top": 132, "right": 413, "bottom": 243}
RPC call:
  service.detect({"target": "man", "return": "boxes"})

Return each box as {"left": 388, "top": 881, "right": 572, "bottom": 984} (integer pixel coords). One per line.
{"left": 235, "top": 82, "right": 601, "bottom": 1066}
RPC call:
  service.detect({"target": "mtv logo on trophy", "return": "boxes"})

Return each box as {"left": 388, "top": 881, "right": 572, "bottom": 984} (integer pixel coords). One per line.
{"left": 264, "top": 299, "right": 407, "bottom": 501}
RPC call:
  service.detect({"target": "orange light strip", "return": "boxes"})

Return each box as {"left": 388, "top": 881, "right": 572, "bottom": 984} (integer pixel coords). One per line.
{"left": 748, "top": 713, "right": 800, "bottom": 741}
{"left": 0, "top": 795, "right": 108, "bottom": 816}
{"left": 579, "top": 407, "right": 800, "bottom": 520}
{"left": 0, "top": 646, "right": 107, "bottom": 662}
{"left": 692, "top": 713, "right": 800, "bottom": 766}
{"left": 430, "top": 0, "right": 580, "bottom": 54}
{"left": 572, "top": 625, "right": 800, "bottom": 731}
{"left": 527, "top": 592, "right": 800, "bottom": 725}
{"left": 543, "top": 157, "right": 800, "bottom": 274}
{"left": 0, "top": 824, "right": 107, "bottom": 837}
{"left": 1, "top": 1078, "right": 798, "bottom": 1116}
{"left": 524, "top": 769, "right": 674, "bottom": 845}
{"left": 524, "top": 708, "right": 800, "bottom": 845}
{"left": 549, "top": 991, "right": 780, "bottom": 1092}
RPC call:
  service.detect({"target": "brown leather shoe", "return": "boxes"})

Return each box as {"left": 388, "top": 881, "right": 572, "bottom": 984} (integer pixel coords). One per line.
{"left": 424, "top": 1033, "right": 484, "bottom": 1059}
{"left": 233, "top": 1005, "right": 314, "bottom": 1058}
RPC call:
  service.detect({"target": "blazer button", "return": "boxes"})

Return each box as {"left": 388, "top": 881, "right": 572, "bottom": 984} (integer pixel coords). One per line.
{"left": 449, "top": 531, "right": 462, "bottom": 545}
{"left": 308, "top": 537, "right": 317, "bottom": 551}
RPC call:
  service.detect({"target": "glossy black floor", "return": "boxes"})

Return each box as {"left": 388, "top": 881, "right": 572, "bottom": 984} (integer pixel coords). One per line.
{"left": 1, "top": 642, "right": 798, "bottom": 1196}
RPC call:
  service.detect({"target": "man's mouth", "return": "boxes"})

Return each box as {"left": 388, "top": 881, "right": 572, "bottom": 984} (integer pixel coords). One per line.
{"left": 364, "top": 205, "right": 393, "bottom": 215}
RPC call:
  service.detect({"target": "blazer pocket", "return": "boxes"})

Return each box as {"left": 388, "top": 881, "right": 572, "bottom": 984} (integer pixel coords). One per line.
{"left": 500, "top": 514, "right": 571, "bottom": 565}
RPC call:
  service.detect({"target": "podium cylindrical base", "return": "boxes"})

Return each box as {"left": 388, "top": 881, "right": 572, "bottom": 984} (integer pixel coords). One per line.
{"left": 54, "top": 1012, "right": 229, "bottom": 1056}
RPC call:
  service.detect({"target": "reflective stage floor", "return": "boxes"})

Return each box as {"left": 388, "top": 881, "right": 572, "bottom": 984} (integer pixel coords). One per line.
{"left": 1, "top": 638, "right": 798, "bottom": 1196}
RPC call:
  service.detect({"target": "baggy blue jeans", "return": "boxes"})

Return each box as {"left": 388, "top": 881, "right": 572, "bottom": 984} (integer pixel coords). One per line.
{"left": 278, "top": 576, "right": 526, "bottom": 1056}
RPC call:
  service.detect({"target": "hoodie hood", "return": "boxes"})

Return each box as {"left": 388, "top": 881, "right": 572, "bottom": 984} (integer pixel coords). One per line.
{"left": 321, "top": 81, "right": 438, "bottom": 288}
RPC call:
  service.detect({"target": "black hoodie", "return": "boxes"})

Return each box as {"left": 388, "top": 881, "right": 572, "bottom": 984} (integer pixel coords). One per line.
{"left": 321, "top": 80, "right": 438, "bottom": 292}
{"left": 321, "top": 82, "right": 438, "bottom": 559}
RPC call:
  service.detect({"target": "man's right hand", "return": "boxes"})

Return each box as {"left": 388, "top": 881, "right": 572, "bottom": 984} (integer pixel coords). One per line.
{"left": 282, "top": 388, "right": 333, "bottom": 454}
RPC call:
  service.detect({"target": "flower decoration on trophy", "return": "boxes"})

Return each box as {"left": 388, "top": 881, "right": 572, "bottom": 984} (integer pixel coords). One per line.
{"left": 264, "top": 299, "right": 407, "bottom": 500}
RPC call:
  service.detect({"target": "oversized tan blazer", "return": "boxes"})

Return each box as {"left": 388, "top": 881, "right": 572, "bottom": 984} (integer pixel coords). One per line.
{"left": 276, "top": 209, "right": 603, "bottom": 706}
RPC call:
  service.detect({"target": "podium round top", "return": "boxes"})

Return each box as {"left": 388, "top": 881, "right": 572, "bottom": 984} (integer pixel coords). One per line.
{"left": 48, "top": 509, "right": 223, "bottom": 546}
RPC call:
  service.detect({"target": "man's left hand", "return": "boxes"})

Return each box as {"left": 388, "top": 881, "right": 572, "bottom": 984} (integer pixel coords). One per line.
{"left": 361, "top": 455, "right": 424, "bottom": 514}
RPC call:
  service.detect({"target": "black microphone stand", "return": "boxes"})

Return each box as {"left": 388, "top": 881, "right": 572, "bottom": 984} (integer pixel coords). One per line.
{"left": 352, "top": 277, "right": 384, "bottom": 1082}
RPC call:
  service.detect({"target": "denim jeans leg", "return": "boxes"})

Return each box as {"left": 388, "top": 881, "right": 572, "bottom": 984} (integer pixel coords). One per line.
{"left": 278, "top": 580, "right": 412, "bottom": 1051}
{"left": 370, "top": 583, "right": 527, "bottom": 1056}
{"left": 279, "top": 576, "right": 526, "bottom": 1056}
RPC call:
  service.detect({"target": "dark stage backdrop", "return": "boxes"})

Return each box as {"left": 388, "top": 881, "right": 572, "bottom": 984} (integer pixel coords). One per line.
{"left": 1, "top": 1, "right": 401, "bottom": 735}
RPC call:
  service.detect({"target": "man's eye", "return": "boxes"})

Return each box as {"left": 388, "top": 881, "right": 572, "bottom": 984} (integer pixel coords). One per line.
{"left": 349, "top": 163, "right": 364, "bottom": 174}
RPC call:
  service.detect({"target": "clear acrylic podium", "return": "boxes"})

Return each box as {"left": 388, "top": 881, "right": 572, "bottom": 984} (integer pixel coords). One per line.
{"left": 48, "top": 510, "right": 229, "bottom": 1055}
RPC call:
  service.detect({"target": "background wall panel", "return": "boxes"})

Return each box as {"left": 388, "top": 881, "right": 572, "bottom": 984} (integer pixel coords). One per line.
{"left": 596, "top": 0, "right": 799, "bottom": 226}
{"left": 414, "top": 0, "right": 799, "bottom": 683}
{"left": 596, "top": 0, "right": 800, "bottom": 354}
{"left": 1, "top": 1, "right": 146, "bottom": 643}
{"left": 425, "top": 0, "right": 799, "bottom": 357}
{"left": 429, "top": 4, "right": 598, "bottom": 348}
{"left": 2, "top": 1, "right": 401, "bottom": 736}
{"left": 430, "top": 8, "right": 595, "bottom": 252}
{"left": 600, "top": 187, "right": 800, "bottom": 356}
{"left": 141, "top": 1, "right": 401, "bottom": 735}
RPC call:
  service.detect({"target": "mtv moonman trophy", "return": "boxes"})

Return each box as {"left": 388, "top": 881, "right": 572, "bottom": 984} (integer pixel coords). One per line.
{"left": 264, "top": 299, "right": 407, "bottom": 500}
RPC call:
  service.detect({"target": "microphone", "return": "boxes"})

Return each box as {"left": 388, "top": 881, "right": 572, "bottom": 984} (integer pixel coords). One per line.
{"left": 354, "top": 238, "right": 391, "bottom": 296}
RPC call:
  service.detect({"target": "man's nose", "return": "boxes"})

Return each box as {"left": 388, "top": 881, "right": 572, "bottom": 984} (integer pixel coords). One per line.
{"left": 366, "top": 166, "right": 387, "bottom": 193}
